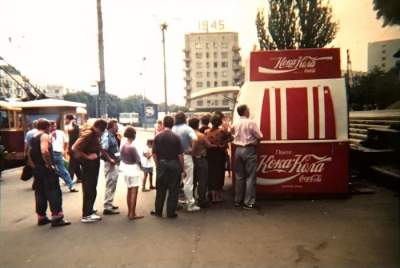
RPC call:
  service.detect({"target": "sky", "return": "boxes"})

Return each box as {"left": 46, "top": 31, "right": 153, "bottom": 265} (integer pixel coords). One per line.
{"left": 0, "top": 0, "right": 399, "bottom": 105}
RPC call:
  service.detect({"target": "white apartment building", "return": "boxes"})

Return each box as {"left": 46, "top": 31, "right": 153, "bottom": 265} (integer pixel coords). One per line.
{"left": 184, "top": 32, "right": 244, "bottom": 111}
{"left": 0, "top": 67, "right": 28, "bottom": 99}
{"left": 368, "top": 39, "right": 400, "bottom": 72}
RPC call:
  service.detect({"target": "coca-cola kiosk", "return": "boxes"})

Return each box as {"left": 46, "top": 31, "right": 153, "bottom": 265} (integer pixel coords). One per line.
{"left": 233, "top": 48, "right": 349, "bottom": 195}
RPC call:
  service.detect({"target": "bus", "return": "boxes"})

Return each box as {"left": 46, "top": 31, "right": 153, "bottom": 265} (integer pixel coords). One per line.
{"left": 119, "top": 112, "right": 140, "bottom": 126}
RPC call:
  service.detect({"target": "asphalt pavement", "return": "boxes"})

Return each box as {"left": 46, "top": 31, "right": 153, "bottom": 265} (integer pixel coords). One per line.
{"left": 0, "top": 129, "right": 399, "bottom": 268}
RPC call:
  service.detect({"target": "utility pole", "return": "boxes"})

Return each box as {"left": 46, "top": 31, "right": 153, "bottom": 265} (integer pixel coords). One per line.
{"left": 97, "top": 0, "right": 107, "bottom": 118}
{"left": 161, "top": 23, "right": 168, "bottom": 114}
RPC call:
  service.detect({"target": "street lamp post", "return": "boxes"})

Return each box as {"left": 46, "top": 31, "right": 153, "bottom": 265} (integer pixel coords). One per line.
{"left": 160, "top": 23, "right": 168, "bottom": 114}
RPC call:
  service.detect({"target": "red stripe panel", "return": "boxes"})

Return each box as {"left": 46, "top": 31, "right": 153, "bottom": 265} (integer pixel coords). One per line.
{"left": 286, "top": 87, "right": 308, "bottom": 140}
{"left": 275, "top": 88, "right": 281, "bottom": 140}
{"left": 313, "top": 87, "right": 320, "bottom": 139}
{"left": 260, "top": 89, "right": 271, "bottom": 140}
{"left": 324, "top": 86, "right": 336, "bottom": 139}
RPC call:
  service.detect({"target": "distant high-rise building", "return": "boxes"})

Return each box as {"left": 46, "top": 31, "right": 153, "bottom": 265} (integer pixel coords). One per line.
{"left": 368, "top": 39, "right": 400, "bottom": 72}
{"left": 44, "top": 84, "right": 65, "bottom": 99}
{"left": 183, "top": 32, "right": 243, "bottom": 111}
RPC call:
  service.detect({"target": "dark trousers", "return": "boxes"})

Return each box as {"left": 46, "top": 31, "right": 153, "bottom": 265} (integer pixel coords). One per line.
{"left": 68, "top": 153, "right": 83, "bottom": 181}
{"left": 234, "top": 147, "right": 257, "bottom": 206}
{"left": 81, "top": 159, "right": 100, "bottom": 217}
{"left": 155, "top": 159, "right": 181, "bottom": 217}
{"left": 193, "top": 157, "right": 208, "bottom": 204}
{"left": 207, "top": 148, "right": 226, "bottom": 191}
{"left": 33, "top": 166, "right": 63, "bottom": 217}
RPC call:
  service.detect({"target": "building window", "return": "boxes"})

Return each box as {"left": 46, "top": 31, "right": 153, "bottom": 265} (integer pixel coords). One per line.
{"left": 207, "top": 81, "right": 211, "bottom": 87}
{"left": 214, "top": 100, "right": 219, "bottom": 106}
{"left": 222, "top": 71, "right": 228, "bottom": 77}
{"left": 382, "top": 57, "right": 386, "bottom": 61}
{"left": 206, "top": 72, "right": 210, "bottom": 78}
{"left": 205, "top": 43, "right": 209, "bottom": 49}
{"left": 207, "top": 99, "right": 211, "bottom": 105}
{"left": 195, "top": 52, "right": 202, "bottom": 59}
{"left": 221, "top": 52, "right": 228, "bottom": 58}
{"left": 195, "top": 42, "right": 201, "bottom": 49}
{"left": 222, "top": 81, "right": 229, "bottom": 86}
{"left": 213, "top": 42, "right": 218, "bottom": 49}
{"left": 214, "top": 62, "right": 218, "bottom": 68}
{"left": 196, "top": 72, "right": 202, "bottom": 78}
{"left": 214, "top": 81, "right": 218, "bottom": 87}
{"left": 196, "top": 81, "right": 203, "bottom": 87}
{"left": 206, "top": 62, "right": 210, "bottom": 68}
{"left": 382, "top": 63, "right": 386, "bottom": 68}
{"left": 382, "top": 49, "right": 386, "bottom": 54}
{"left": 222, "top": 99, "right": 230, "bottom": 106}
{"left": 196, "top": 62, "right": 202, "bottom": 68}
{"left": 221, "top": 62, "right": 228, "bottom": 68}
{"left": 213, "top": 52, "right": 218, "bottom": 58}
{"left": 214, "top": 72, "right": 218, "bottom": 78}
{"left": 197, "top": 100, "right": 203, "bottom": 106}
{"left": 206, "top": 52, "right": 210, "bottom": 59}
{"left": 221, "top": 42, "right": 228, "bottom": 48}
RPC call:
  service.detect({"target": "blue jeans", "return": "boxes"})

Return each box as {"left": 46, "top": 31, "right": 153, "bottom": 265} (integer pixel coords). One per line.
{"left": 53, "top": 152, "right": 74, "bottom": 190}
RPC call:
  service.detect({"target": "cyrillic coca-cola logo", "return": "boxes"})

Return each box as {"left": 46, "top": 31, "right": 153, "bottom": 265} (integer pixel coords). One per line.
{"left": 256, "top": 153, "right": 332, "bottom": 185}
{"left": 258, "top": 56, "right": 333, "bottom": 74}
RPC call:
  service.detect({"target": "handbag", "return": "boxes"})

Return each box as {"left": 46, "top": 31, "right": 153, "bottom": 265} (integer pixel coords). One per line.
{"left": 20, "top": 165, "right": 33, "bottom": 181}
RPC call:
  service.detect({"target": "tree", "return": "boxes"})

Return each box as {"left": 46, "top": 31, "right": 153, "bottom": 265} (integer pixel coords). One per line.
{"left": 64, "top": 91, "right": 97, "bottom": 117}
{"left": 373, "top": 0, "right": 400, "bottom": 27}
{"left": 349, "top": 67, "right": 400, "bottom": 110}
{"left": 256, "top": 0, "right": 338, "bottom": 50}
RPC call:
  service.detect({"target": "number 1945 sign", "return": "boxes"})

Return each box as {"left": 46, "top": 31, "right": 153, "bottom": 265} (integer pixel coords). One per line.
{"left": 198, "top": 20, "right": 225, "bottom": 32}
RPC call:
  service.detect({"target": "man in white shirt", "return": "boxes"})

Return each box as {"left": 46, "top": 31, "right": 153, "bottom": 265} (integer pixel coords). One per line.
{"left": 172, "top": 112, "right": 200, "bottom": 212}
{"left": 50, "top": 121, "right": 78, "bottom": 192}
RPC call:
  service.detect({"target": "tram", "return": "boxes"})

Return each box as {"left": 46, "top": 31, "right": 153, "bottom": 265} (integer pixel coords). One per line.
{"left": 0, "top": 98, "right": 87, "bottom": 168}
{"left": 0, "top": 100, "right": 24, "bottom": 163}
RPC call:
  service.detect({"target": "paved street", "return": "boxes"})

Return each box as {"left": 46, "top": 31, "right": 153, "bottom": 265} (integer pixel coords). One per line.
{"left": 0, "top": 129, "right": 399, "bottom": 268}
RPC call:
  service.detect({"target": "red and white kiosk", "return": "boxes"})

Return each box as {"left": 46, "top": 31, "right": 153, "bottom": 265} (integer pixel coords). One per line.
{"left": 233, "top": 48, "right": 349, "bottom": 195}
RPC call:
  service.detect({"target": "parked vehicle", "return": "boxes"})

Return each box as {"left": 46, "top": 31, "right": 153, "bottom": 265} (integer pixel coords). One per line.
{"left": 119, "top": 112, "right": 140, "bottom": 126}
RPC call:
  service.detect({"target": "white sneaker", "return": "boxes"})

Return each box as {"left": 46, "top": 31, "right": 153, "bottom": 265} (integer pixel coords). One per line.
{"left": 178, "top": 199, "right": 188, "bottom": 205}
{"left": 187, "top": 203, "right": 201, "bottom": 212}
{"left": 81, "top": 213, "right": 102, "bottom": 223}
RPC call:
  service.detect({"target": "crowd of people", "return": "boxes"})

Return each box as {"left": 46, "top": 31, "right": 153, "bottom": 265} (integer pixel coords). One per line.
{"left": 26, "top": 104, "right": 263, "bottom": 227}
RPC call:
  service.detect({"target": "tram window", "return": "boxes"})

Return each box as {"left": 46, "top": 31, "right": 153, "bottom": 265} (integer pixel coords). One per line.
{"left": 0, "top": 111, "right": 9, "bottom": 128}
{"left": 8, "top": 111, "right": 15, "bottom": 128}
{"left": 17, "top": 112, "right": 23, "bottom": 129}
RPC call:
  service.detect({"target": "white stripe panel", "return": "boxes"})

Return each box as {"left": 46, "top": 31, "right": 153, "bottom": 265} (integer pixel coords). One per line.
{"left": 307, "top": 86, "right": 314, "bottom": 139}
{"left": 269, "top": 88, "right": 276, "bottom": 140}
{"left": 280, "top": 88, "right": 287, "bottom": 140}
{"left": 318, "top": 86, "right": 326, "bottom": 138}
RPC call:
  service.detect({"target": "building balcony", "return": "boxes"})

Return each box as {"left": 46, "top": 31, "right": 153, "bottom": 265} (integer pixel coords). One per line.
{"left": 232, "top": 45, "right": 241, "bottom": 52}
{"left": 232, "top": 54, "right": 241, "bottom": 62}
{"left": 183, "top": 48, "right": 190, "bottom": 53}
{"left": 183, "top": 67, "right": 191, "bottom": 72}
{"left": 184, "top": 76, "right": 192, "bottom": 81}
{"left": 185, "top": 85, "right": 192, "bottom": 91}
{"left": 184, "top": 57, "right": 191, "bottom": 63}
{"left": 233, "top": 63, "right": 241, "bottom": 71}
